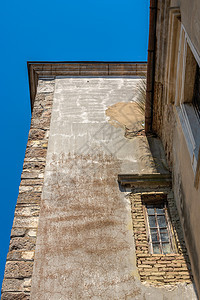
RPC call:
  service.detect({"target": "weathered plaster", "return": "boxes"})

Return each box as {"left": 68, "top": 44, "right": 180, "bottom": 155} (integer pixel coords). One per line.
{"left": 29, "top": 77, "right": 196, "bottom": 299}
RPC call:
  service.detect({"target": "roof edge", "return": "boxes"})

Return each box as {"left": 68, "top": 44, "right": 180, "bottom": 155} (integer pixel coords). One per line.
{"left": 27, "top": 61, "right": 147, "bottom": 112}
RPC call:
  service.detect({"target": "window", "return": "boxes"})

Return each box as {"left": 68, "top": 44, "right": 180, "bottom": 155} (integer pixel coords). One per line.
{"left": 174, "top": 24, "right": 200, "bottom": 187}
{"left": 130, "top": 190, "right": 193, "bottom": 284}
{"left": 193, "top": 65, "right": 200, "bottom": 120}
{"left": 143, "top": 200, "right": 175, "bottom": 254}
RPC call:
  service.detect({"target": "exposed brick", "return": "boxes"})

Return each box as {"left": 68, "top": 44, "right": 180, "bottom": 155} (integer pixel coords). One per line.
{"left": 130, "top": 192, "right": 193, "bottom": 285}
{"left": 138, "top": 264, "right": 153, "bottom": 269}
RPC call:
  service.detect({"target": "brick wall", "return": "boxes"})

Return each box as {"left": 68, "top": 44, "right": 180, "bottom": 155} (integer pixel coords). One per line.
{"left": 1, "top": 79, "right": 54, "bottom": 300}
{"left": 130, "top": 191, "right": 193, "bottom": 285}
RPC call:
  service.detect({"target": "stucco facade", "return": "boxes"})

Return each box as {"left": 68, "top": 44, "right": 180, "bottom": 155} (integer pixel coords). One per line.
{"left": 146, "top": 0, "right": 200, "bottom": 297}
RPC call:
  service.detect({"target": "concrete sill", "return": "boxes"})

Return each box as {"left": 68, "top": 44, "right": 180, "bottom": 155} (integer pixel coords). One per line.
{"left": 118, "top": 173, "right": 172, "bottom": 188}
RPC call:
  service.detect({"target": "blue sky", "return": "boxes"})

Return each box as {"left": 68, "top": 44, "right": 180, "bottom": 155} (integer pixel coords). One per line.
{"left": 0, "top": 0, "right": 149, "bottom": 290}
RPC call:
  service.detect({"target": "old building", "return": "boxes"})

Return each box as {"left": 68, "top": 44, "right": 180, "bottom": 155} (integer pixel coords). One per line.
{"left": 1, "top": 61, "right": 197, "bottom": 299}
{"left": 2, "top": 2, "right": 200, "bottom": 298}
{"left": 145, "top": 0, "right": 200, "bottom": 297}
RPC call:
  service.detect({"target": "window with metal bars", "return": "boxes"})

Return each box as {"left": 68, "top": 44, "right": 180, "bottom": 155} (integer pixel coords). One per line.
{"left": 144, "top": 201, "right": 175, "bottom": 254}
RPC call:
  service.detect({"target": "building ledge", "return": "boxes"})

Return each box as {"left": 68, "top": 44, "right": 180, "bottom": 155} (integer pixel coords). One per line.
{"left": 27, "top": 61, "right": 147, "bottom": 111}
{"left": 118, "top": 173, "right": 172, "bottom": 189}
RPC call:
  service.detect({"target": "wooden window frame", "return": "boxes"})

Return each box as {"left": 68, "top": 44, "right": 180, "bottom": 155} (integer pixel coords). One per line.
{"left": 174, "top": 24, "right": 200, "bottom": 188}
{"left": 142, "top": 196, "right": 176, "bottom": 255}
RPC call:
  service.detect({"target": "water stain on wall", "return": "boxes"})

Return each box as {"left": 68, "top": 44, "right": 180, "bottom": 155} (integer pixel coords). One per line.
{"left": 106, "top": 102, "right": 145, "bottom": 138}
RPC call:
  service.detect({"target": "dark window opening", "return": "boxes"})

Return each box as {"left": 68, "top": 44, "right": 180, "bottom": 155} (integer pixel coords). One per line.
{"left": 193, "top": 64, "right": 200, "bottom": 120}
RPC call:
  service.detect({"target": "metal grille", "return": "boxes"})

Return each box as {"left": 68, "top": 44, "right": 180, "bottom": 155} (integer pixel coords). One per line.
{"left": 144, "top": 202, "right": 174, "bottom": 254}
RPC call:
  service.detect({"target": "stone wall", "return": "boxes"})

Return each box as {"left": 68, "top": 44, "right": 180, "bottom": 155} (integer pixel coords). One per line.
{"left": 1, "top": 79, "right": 54, "bottom": 300}
{"left": 130, "top": 191, "right": 193, "bottom": 285}
{"left": 151, "top": 0, "right": 200, "bottom": 295}
{"left": 152, "top": 0, "right": 170, "bottom": 139}
{"left": 1, "top": 67, "right": 198, "bottom": 299}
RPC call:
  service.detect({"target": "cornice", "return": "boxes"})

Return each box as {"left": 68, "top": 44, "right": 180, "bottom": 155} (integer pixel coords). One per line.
{"left": 27, "top": 61, "right": 147, "bottom": 111}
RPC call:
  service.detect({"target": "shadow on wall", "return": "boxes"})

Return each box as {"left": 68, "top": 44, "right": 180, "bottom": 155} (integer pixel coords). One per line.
{"left": 146, "top": 136, "right": 170, "bottom": 174}
{"left": 116, "top": 131, "right": 197, "bottom": 294}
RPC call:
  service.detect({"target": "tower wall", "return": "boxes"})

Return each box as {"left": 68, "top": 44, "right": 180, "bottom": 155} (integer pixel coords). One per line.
{"left": 1, "top": 63, "right": 197, "bottom": 299}
{"left": 1, "top": 79, "right": 55, "bottom": 299}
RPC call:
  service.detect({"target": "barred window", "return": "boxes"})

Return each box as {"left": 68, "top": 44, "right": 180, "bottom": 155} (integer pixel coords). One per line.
{"left": 144, "top": 201, "right": 175, "bottom": 254}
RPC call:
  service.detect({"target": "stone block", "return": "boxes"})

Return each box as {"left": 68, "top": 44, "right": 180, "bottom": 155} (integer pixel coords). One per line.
{"left": 22, "top": 161, "right": 45, "bottom": 171}
{"left": 25, "top": 147, "right": 47, "bottom": 159}
{"left": 17, "top": 192, "right": 41, "bottom": 205}
{"left": 27, "top": 229, "right": 37, "bottom": 237}
{"left": 13, "top": 216, "right": 39, "bottom": 228}
{"left": 7, "top": 250, "right": 33, "bottom": 261}
{"left": 9, "top": 236, "right": 36, "bottom": 251}
{"left": 18, "top": 186, "right": 42, "bottom": 193}
{"left": 32, "top": 108, "right": 51, "bottom": 120}
{"left": 30, "top": 117, "right": 51, "bottom": 130}
{"left": 21, "top": 171, "right": 44, "bottom": 180}
{"left": 20, "top": 179, "right": 43, "bottom": 186}
{"left": 1, "top": 278, "right": 31, "bottom": 293}
{"left": 21, "top": 251, "right": 34, "bottom": 261}
{"left": 23, "top": 278, "right": 32, "bottom": 292}
{"left": 15, "top": 206, "right": 40, "bottom": 217}
{"left": 1, "top": 292, "right": 30, "bottom": 300}
{"left": 151, "top": 272, "right": 166, "bottom": 276}
{"left": 145, "top": 261, "right": 156, "bottom": 265}
{"left": 2, "top": 279, "right": 23, "bottom": 292}
{"left": 138, "top": 264, "right": 153, "bottom": 268}
{"left": 11, "top": 228, "right": 26, "bottom": 238}
{"left": 28, "top": 128, "right": 46, "bottom": 140}
{"left": 4, "top": 261, "right": 33, "bottom": 279}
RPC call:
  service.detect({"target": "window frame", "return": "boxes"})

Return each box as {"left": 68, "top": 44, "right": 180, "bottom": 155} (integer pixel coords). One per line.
{"left": 174, "top": 24, "right": 200, "bottom": 188}
{"left": 142, "top": 197, "right": 176, "bottom": 255}
{"left": 192, "top": 65, "right": 200, "bottom": 121}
